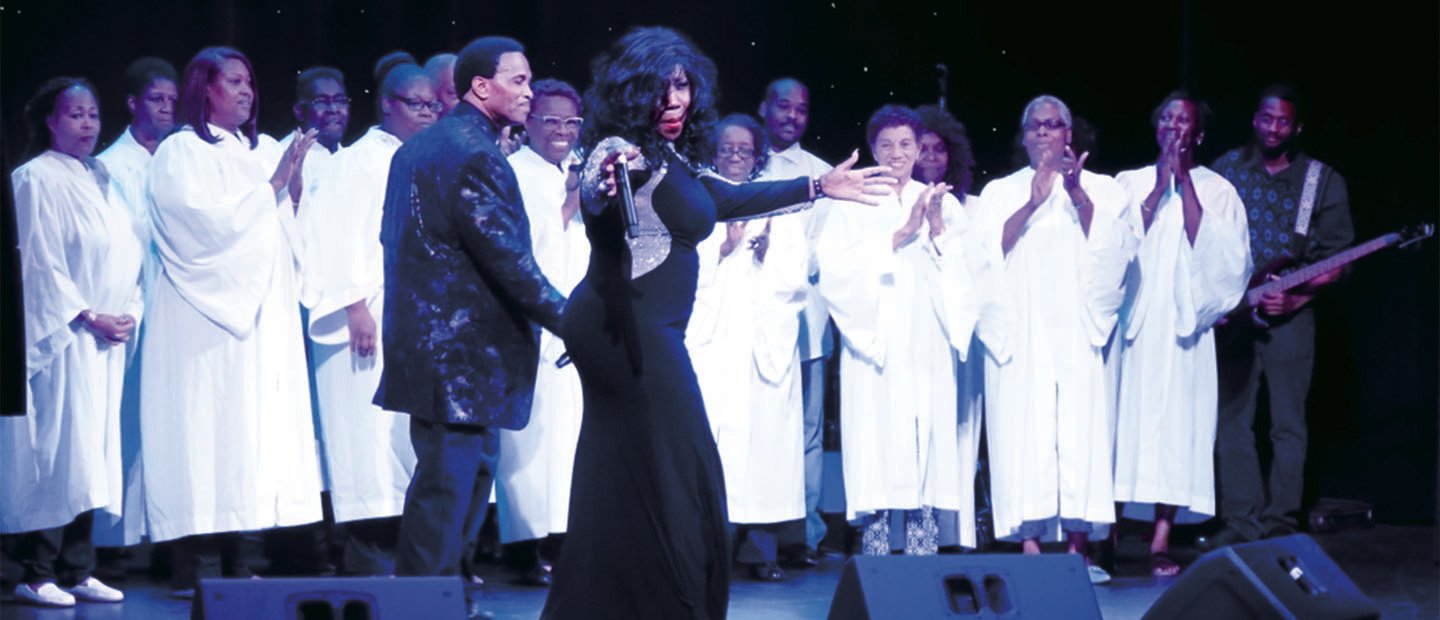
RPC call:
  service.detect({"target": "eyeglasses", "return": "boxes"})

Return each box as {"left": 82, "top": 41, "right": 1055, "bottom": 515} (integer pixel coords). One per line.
{"left": 533, "top": 115, "right": 584, "bottom": 131}
{"left": 308, "top": 96, "right": 351, "bottom": 110}
{"left": 1024, "top": 118, "right": 1068, "bottom": 132}
{"left": 716, "top": 145, "right": 756, "bottom": 159}
{"left": 391, "top": 96, "right": 443, "bottom": 114}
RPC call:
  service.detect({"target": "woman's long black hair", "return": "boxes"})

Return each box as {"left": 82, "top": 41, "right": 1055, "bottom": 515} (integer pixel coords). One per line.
{"left": 580, "top": 26, "right": 720, "bottom": 169}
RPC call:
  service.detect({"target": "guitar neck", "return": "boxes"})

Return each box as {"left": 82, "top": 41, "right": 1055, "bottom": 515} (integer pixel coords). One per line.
{"left": 1247, "top": 233, "right": 1399, "bottom": 304}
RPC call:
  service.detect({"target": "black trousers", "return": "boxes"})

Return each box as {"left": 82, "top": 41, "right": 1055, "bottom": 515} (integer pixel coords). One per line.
{"left": 342, "top": 516, "right": 402, "bottom": 576}
{"left": 13, "top": 511, "right": 94, "bottom": 585}
{"left": 170, "top": 531, "right": 261, "bottom": 589}
{"left": 734, "top": 523, "right": 781, "bottom": 565}
{"left": 1216, "top": 310, "right": 1315, "bottom": 539}
{"left": 395, "top": 417, "right": 499, "bottom": 582}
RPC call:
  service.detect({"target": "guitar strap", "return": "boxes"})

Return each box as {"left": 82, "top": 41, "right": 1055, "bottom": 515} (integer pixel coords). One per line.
{"left": 1293, "top": 160, "right": 1324, "bottom": 236}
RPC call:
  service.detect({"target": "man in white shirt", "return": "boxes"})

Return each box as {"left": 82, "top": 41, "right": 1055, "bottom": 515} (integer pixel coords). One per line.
{"left": 269, "top": 65, "right": 351, "bottom": 576}
{"left": 756, "top": 77, "right": 834, "bottom": 567}
{"left": 274, "top": 67, "right": 349, "bottom": 206}
{"left": 495, "top": 78, "right": 588, "bottom": 588}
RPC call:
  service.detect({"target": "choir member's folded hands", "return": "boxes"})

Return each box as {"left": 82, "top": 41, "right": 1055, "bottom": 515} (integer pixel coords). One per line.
{"left": 79, "top": 311, "right": 136, "bottom": 346}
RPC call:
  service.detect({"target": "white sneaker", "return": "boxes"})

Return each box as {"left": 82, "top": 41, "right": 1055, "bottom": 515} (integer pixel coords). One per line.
{"left": 67, "top": 576, "right": 124, "bottom": 603}
{"left": 14, "top": 582, "right": 76, "bottom": 607}
{"left": 1087, "top": 564, "right": 1113, "bottom": 585}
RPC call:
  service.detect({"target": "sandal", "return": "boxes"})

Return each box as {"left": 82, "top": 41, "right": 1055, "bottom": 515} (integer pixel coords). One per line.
{"left": 1151, "top": 552, "right": 1181, "bottom": 577}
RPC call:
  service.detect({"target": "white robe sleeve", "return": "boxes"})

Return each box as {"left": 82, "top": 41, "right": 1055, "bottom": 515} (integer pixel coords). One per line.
{"left": 1076, "top": 173, "right": 1139, "bottom": 348}
{"left": 751, "top": 214, "right": 809, "bottom": 384}
{"left": 298, "top": 142, "right": 386, "bottom": 344}
{"left": 1173, "top": 172, "right": 1253, "bottom": 338}
{"left": 971, "top": 182, "right": 1018, "bottom": 364}
{"left": 148, "top": 133, "right": 295, "bottom": 338}
{"left": 815, "top": 198, "right": 896, "bottom": 368}
{"left": 13, "top": 166, "right": 88, "bottom": 377}
{"left": 925, "top": 194, "right": 981, "bottom": 361}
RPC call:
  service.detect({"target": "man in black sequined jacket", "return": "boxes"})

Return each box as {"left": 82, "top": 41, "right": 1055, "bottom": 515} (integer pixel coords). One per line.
{"left": 375, "top": 36, "right": 566, "bottom": 591}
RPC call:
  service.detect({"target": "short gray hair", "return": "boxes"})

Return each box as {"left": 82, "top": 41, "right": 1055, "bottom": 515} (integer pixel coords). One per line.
{"left": 1020, "top": 94, "right": 1072, "bottom": 129}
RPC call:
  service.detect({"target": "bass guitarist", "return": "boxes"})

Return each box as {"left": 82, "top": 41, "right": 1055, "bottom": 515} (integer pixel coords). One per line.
{"left": 1205, "top": 84, "right": 1355, "bottom": 548}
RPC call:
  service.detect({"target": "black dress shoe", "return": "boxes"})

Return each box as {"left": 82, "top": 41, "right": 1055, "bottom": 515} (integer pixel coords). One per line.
{"left": 749, "top": 562, "right": 786, "bottom": 582}
{"left": 780, "top": 549, "right": 820, "bottom": 569}
{"left": 516, "top": 565, "right": 553, "bottom": 587}
{"left": 1196, "top": 526, "right": 1252, "bottom": 551}
{"left": 1262, "top": 523, "right": 1298, "bottom": 539}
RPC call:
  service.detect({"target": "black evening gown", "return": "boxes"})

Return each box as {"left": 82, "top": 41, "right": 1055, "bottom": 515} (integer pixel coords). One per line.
{"left": 542, "top": 149, "right": 810, "bottom": 619}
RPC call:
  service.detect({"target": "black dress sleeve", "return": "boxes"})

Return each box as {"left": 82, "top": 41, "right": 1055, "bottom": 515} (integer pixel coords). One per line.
{"left": 698, "top": 175, "right": 812, "bottom": 222}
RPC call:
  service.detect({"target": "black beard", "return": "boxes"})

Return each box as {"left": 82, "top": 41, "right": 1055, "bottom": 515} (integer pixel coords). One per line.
{"left": 1256, "top": 137, "right": 1296, "bottom": 161}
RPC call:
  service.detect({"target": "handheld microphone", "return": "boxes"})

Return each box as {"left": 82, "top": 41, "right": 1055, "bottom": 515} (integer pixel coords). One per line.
{"left": 615, "top": 154, "right": 641, "bottom": 238}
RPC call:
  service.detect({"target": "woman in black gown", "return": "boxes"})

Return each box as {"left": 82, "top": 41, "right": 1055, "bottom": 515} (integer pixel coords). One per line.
{"left": 542, "top": 27, "right": 891, "bottom": 620}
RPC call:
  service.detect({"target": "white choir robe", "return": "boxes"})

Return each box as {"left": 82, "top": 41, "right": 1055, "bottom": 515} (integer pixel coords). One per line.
{"left": 816, "top": 181, "right": 981, "bottom": 547}
{"left": 952, "top": 194, "right": 987, "bottom": 543}
{"left": 299, "top": 126, "right": 415, "bottom": 524}
{"left": 758, "top": 144, "right": 833, "bottom": 361}
{"left": 140, "top": 125, "right": 322, "bottom": 542}
{"left": 1112, "top": 166, "right": 1252, "bottom": 522}
{"left": 93, "top": 128, "right": 158, "bottom": 546}
{"left": 2, "top": 152, "right": 143, "bottom": 535}
{"left": 687, "top": 206, "right": 809, "bottom": 526}
{"left": 495, "top": 147, "right": 589, "bottom": 543}
{"left": 974, "top": 168, "right": 1137, "bottom": 542}
{"left": 275, "top": 130, "right": 343, "bottom": 207}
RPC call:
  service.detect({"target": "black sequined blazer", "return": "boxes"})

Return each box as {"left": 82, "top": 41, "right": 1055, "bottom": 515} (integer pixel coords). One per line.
{"left": 375, "top": 102, "right": 566, "bottom": 429}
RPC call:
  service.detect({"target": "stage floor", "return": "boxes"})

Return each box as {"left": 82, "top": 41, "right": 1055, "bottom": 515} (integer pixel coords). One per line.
{"left": 2, "top": 525, "right": 1434, "bottom": 619}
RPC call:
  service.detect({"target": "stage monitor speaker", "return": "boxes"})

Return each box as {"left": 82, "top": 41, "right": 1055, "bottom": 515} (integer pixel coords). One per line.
{"left": 827, "top": 553, "right": 1101, "bottom": 619}
{"left": 1142, "top": 534, "right": 1379, "bottom": 620}
{"left": 192, "top": 576, "right": 468, "bottom": 620}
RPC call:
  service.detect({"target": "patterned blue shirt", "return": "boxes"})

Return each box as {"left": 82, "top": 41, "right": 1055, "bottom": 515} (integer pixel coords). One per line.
{"left": 1215, "top": 147, "right": 1353, "bottom": 271}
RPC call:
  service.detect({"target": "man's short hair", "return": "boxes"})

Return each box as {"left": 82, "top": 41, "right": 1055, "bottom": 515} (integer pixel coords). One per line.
{"left": 1257, "top": 83, "right": 1303, "bottom": 121}
{"left": 123, "top": 57, "right": 178, "bottom": 99}
{"left": 454, "top": 37, "right": 525, "bottom": 96}
{"left": 296, "top": 66, "right": 345, "bottom": 102}
{"left": 763, "top": 77, "right": 807, "bottom": 102}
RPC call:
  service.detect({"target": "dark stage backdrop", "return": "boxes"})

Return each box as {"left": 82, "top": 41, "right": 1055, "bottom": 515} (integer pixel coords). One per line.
{"left": 2, "top": 0, "right": 1436, "bottom": 520}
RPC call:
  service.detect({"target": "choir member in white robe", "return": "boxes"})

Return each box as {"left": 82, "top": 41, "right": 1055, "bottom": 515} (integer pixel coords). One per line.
{"left": 755, "top": 78, "right": 835, "bottom": 561}
{"left": 297, "top": 59, "right": 437, "bottom": 575}
{"left": 687, "top": 114, "right": 808, "bottom": 581}
{"left": 91, "top": 57, "right": 178, "bottom": 549}
{"left": 140, "top": 47, "right": 323, "bottom": 592}
{"left": 3, "top": 79, "right": 138, "bottom": 607}
{"left": 273, "top": 67, "right": 349, "bottom": 206}
{"left": 916, "top": 103, "right": 987, "bottom": 550}
{"left": 492, "top": 80, "right": 589, "bottom": 586}
{"left": 816, "top": 105, "right": 981, "bottom": 557}
{"left": 1112, "top": 93, "right": 1251, "bottom": 576}
{"left": 973, "top": 95, "right": 1136, "bottom": 583}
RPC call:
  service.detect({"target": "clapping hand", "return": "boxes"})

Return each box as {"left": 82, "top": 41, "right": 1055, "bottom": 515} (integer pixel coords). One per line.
{"left": 272, "top": 128, "right": 319, "bottom": 206}
{"left": 1060, "top": 145, "right": 1090, "bottom": 195}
